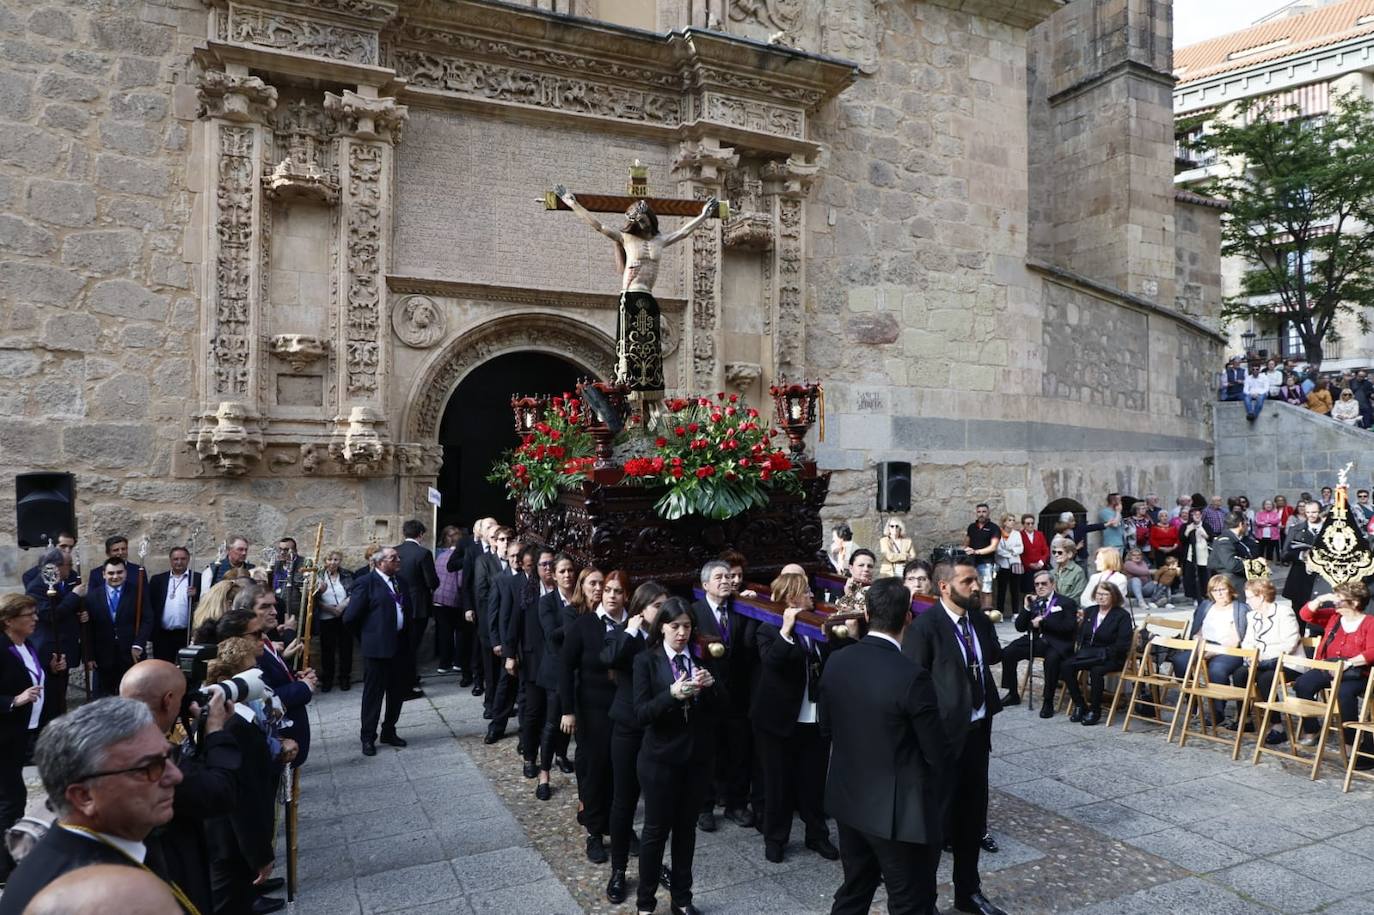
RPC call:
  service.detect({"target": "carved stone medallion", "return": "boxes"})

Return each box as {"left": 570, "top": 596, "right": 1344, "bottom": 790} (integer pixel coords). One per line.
{"left": 392, "top": 294, "right": 446, "bottom": 348}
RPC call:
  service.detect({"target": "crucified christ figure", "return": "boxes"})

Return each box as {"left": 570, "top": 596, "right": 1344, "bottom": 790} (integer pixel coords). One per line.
{"left": 554, "top": 185, "right": 718, "bottom": 408}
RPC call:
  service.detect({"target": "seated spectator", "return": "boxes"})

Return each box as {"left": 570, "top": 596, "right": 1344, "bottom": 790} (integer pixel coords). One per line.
{"left": 1280, "top": 373, "right": 1306, "bottom": 405}
{"left": 1332, "top": 388, "right": 1361, "bottom": 426}
{"left": 1080, "top": 547, "right": 1128, "bottom": 610}
{"left": 1235, "top": 579, "right": 1305, "bottom": 743}
{"left": 190, "top": 578, "right": 243, "bottom": 637}
{"left": 1253, "top": 500, "right": 1282, "bottom": 562}
{"left": 1222, "top": 357, "right": 1245, "bottom": 401}
{"left": 1060, "top": 583, "right": 1134, "bottom": 725}
{"left": 1262, "top": 359, "right": 1284, "bottom": 397}
{"left": 1295, "top": 584, "right": 1374, "bottom": 765}
{"left": 1123, "top": 549, "right": 1168, "bottom": 609}
{"left": 1152, "top": 557, "right": 1181, "bottom": 607}
{"left": 1307, "top": 379, "right": 1333, "bottom": 415}
{"left": 1301, "top": 368, "right": 1318, "bottom": 398}
{"left": 1171, "top": 576, "right": 1249, "bottom": 721}
{"left": 1050, "top": 536, "right": 1086, "bottom": 601}
{"left": 1243, "top": 364, "right": 1269, "bottom": 421}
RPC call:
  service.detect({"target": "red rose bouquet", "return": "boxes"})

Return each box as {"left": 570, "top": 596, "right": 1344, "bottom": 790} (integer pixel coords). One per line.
{"left": 487, "top": 395, "right": 596, "bottom": 510}
{"left": 622, "top": 393, "right": 801, "bottom": 520}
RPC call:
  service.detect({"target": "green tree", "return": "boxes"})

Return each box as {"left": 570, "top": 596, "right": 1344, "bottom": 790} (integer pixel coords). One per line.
{"left": 1189, "top": 92, "right": 1374, "bottom": 364}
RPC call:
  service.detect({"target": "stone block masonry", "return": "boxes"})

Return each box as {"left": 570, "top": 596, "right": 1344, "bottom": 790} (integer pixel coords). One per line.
{"left": 1214, "top": 401, "right": 1374, "bottom": 500}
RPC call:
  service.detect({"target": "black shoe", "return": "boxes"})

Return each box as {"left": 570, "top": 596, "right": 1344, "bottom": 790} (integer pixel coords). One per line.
{"left": 319, "top": 683, "right": 332, "bottom": 693}
{"left": 536, "top": 782, "right": 551, "bottom": 801}
{"left": 379, "top": 733, "right": 408, "bottom": 747}
{"left": 697, "top": 811, "right": 717, "bottom": 832}
{"left": 630, "top": 831, "right": 640, "bottom": 857}
{"left": 1265, "top": 729, "right": 1288, "bottom": 746}
{"left": 1000, "top": 691, "right": 1021, "bottom": 707}
{"left": 724, "top": 807, "right": 754, "bottom": 828}
{"left": 523, "top": 761, "right": 539, "bottom": 779}
{"left": 361, "top": 740, "right": 377, "bottom": 757}
{"left": 1081, "top": 710, "right": 1101, "bottom": 726}
{"left": 806, "top": 836, "right": 840, "bottom": 860}
{"left": 251, "top": 898, "right": 285, "bottom": 914}
{"left": 339, "top": 679, "right": 351, "bottom": 691}
{"left": 586, "top": 834, "right": 608, "bottom": 864}
{"left": 459, "top": 675, "right": 474, "bottom": 688}
{"left": 516, "top": 742, "right": 527, "bottom": 757}
{"left": 482, "top": 709, "right": 493, "bottom": 720}
{"left": 1039, "top": 703, "right": 1054, "bottom": 719}
{"left": 1069, "top": 705, "right": 1085, "bottom": 723}
{"left": 955, "top": 892, "right": 1009, "bottom": 915}
{"left": 980, "top": 832, "right": 999, "bottom": 853}
{"left": 765, "top": 842, "right": 784, "bottom": 863}
{"left": 1133, "top": 702, "right": 1156, "bottom": 718}
{"left": 556, "top": 755, "right": 575, "bottom": 774}
{"left": 484, "top": 728, "right": 505, "bottom": 745}
{"left": 405, "top": 687, "right": 425, "bottom": 701}
{"left": 661, "top": 864, "right": 673, "bottom": 890}
{"left": 254, "top": 877, "right": 284, "bottom": 895}
{"left": 671, "top": 903, "right": 702, "bottom": 915}
{"left": 471, "top": 684, "right": 485, "bottom": 697}
{"left": 606, "top": 868, "right": 627, "bottom": 904}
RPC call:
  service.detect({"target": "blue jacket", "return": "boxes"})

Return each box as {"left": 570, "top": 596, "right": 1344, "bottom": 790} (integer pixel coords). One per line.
{"left": 344, "top": 570, "right": 413, "bottom": 660}
{"left": 1188, "top": 599, "right": 1250, "bottom": 645}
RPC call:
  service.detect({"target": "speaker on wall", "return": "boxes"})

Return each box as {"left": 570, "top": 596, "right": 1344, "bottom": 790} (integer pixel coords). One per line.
{"left": 15, "top": 472, "right": 77, "bottom": 549}
{"left": 876, "top": 461, "right": 912, "bottom": 513}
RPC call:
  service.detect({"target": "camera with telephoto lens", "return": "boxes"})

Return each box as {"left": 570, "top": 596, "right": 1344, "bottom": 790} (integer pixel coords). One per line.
{"left": 178, "top": 642, "right": 217, "bottom": 692}
{"left": 189, "top": 667, "right": 270, "bottom": 707}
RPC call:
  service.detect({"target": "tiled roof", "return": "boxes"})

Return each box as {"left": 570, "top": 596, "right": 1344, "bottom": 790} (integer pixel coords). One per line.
{"left": 1175, "top": 0, "right": 1374, "bottom": 85}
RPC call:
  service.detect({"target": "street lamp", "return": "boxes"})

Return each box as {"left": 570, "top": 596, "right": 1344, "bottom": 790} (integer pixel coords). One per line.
{"left": 1241, "top": 329, "right": 1256, "bottom": 354}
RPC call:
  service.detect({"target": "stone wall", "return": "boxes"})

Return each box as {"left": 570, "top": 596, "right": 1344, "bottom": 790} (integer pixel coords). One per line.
{"left": 1214, "top": 400, "right": 1374, "bottom": 500}
{"left": 1174, "top": 196, "right": 1223, "bottom": 320}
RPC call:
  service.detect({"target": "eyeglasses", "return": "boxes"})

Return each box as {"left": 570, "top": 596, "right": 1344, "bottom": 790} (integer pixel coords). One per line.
{"left": 538, "top": 560, "right": 555, "bottom": 567}
{"left": 81, "top": 747, "right": 175, "bottom": 784}
{"left": 1051, "top": 550, "right": 1069, "bottom": 556}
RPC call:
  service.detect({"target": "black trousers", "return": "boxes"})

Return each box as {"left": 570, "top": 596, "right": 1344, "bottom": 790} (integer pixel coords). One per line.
{"left": 1295, "top": 668, "right": 1368, "bottom": 738}
{"left": 608, "top": 721, "right": 644, "bottom": 869}
{"left": 409, "top": 614, "right": 430, "bottom": 684}
{"left": 478, "top": 638, "right": 497, "bottom": 714}
{"left": 636, "top": 755, "right": 708, "bottom": 911}
{"left": 432, "top": 604, "right": 460, "bottom": 670}
{"left": 488, "top": 663, "right": 517, "bottom": 731}
{"left": 0, "top": 736, "right": 34, "bottom": 882}
{"left": 317, "top": 616, "right": 354, "bottom": 687}
{"left": 1061, "top": 657, "right": 1123, "bottom": 713}
{"left": 539, "top": 690, "right": 572, "bottom": 772}
{"left": 575, "top": 699, "right": 614, "bottom": 836}
{"left": 999, "top": 635, "right": 1068, "bottom": 702}
{"left": 703, "top": 708, "right": 751, "bottom": 812}
{"left": 993, "top": 568, "right": 1020, "bottom": 618}
{"left": 945, "top": 719, "right": 992, "bottom": 902}
{"left": 359, "top": 654, "right": 408, "bottom": 742}
{"left": 756, "top": 723, "right": 829, "bottom": 848}
{"left": 467, "top": 613, "right": 483, "bottom": 680}
{"left": 831, "top": 822, "right": 936, "bottom": 915}
{"left": 151, "top": 625, "right": 188, "bottom": 663}
{"left": 520, "top": 680, "right": 548, "bottom": 764}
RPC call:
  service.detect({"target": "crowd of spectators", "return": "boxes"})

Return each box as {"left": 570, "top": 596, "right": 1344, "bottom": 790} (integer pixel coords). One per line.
{"left": 1220, "top": 355, "right": 1374, "bottom": 427}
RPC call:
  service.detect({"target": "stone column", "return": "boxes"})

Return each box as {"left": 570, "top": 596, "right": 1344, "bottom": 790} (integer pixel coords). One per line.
{"left": 762, "top": 154, "right": 819, "bottom": 381}
{"left": 324, "top": 87, "right": 408, "bottom": 474}
{"left": 192, "top": 68, "right": 277, "bottom": 475}
{"left": 674, "top": 137, "right": 737, "bottom": 392}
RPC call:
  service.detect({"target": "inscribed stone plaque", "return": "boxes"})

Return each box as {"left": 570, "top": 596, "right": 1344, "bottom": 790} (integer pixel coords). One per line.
{"left": 277, "top": 374, "right": 323, "bottom": 407}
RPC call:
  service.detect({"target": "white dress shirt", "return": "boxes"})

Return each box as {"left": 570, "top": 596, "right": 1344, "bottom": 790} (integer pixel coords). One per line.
{"left": 377, "top": 571, "right": 403, "bottom": 630}
{"left": 11, "top": 642, "right": 44, "bottom": 729}
{"left": 779, "top": 630, "right": 819, "bottom": 724}
{"left": 942, "top": 604, "right": 987, "bottom": 722}
{"left": 61, "top": 825, "right": 146, "bottom": 864}
{"left": 161, "top": 571, "right": 192, "bottom": 630}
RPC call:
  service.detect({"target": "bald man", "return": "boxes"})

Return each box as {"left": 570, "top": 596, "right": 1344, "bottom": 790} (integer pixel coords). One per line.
{"left": 23, "top": 863, "right": 181, "bottom": 915}
{"left": 120, "top": 661, "right": 241, "bottom": 915}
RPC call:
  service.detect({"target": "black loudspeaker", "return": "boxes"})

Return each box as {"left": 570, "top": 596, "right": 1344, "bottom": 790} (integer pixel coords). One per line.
{"left": 15, "top": 472, "right": 77, "bottom": 549}
{"left": 876, "top": 461, "right": 912, "bottom": 513}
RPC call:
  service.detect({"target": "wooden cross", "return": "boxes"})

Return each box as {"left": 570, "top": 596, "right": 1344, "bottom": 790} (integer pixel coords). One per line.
{"left": 543, "top": 161, "right": 730, "bottom": 219}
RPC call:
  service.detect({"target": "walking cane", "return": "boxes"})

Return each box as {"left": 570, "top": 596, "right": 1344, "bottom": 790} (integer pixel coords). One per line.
{"left": 1027, "top": 615, "right": 1037, "bottom": 715}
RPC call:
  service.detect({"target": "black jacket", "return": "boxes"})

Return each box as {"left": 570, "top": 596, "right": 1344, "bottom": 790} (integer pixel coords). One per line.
{"left": 561, "top": 611, "right": 620, "bottom": 713}
{"left": 536, "top": 590, "right": 576, "bottom": 693}
{"left": 0, "top": 640, "right": 57, "bottom": 756}
{"left": 397, "top": 540, "right": 440, "bottom": 621}
{"left": 1282, "top": 522, "right": 1323, "bottom": 603}
{"left": 343, "top": 570, "right": 412, "bottom": 660}
{"left": 901, "top": 603, "right": 1003, "bottom": 756}
{"left": 23, "top": 571, "right": 83, "bottom": 665}
{"left": 1072, "top": 605, "right": 1135, "bottom": 667}
{"left": 472, "top": 553, "right": 504, "bottom": 646}
{"left": 0, "top": 824, "right": 137, "bottom": 915}
{"left": 148, "top": 570, "right": 199, "bottom": 632}
{"left": 489, "top": 570, "right": 524, "bottom": 650}
{"left": 689, "top": 596, "right": 756, "bottom": 705}
{"left": 633, "top": 644, "right": 722, "bottom": 766}
{"left": 1013, "top": 592, "right": 1079, "bottom": 657}
{"left": 149, "top": 729, "right": 241, "bottom": 915}
{"left": 750, "top": 623, "right": 832, "bottom": 739}
{"left": 602, "top": 625, "right": 651, "bottom": 727}
{"left": 819, "top": 634, "right": 950, "bottom": 845}
{"left": 1207, "top": 530, "right": 1255, "bottom": 594}
{"left": 505, "top": 579, "right": 548, "bottom": 683}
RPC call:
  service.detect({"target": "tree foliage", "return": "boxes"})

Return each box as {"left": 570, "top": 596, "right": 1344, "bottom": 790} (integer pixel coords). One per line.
{"left": 1189, "top": 92, "right": 1374, "bottom": 363}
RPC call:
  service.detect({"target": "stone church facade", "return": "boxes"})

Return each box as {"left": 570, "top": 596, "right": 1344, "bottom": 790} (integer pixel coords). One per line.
{"left": 0, "top": 0, "right": 1221, "bottom": 568}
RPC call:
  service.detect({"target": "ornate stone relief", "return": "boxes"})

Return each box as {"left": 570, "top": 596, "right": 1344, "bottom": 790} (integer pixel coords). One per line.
{"left": 227, "top": 5, "right": 379, "bottom": 65}
{"left": 722, "top": 213, "right": 774, "bottom": 251}
{"left": 213, "top": 125, "right": 257, "bottom": 398}
{"left": 391, "top": 294, "right": 445, "bottom": 348}
{"left": 329, "top": 405, "right": 392, "bottom": 475}
{"left": 198, "top": 71, "right": 278, "bottom": 122}
{"left": 822, "top": 0, "right": 886, "bottom": 76}
{"left": 659, "top": 312, "right": 680, "bottom": 359}
{"left": 703, "top": 94, "right": 803, "bottom": 139}
{"left": 343, "top": 142, "right": 384, "bottom": 398}
{"left": 193, "top": 401, "right": 264, "bottom": 476}
{"left": 268, "top": 334, "right": 330, "bottom": 372}
{"left": 762, "top": 155, "right": 819, "bottom": 378}
{"left": 324, "top": 90, "right": 408, "bottom": 144}
{"left": 729, "top": 0, "right": 805, "bottom": 47}
{"left": 725, "top": 361, "right": 763, "bottom": 393}
{"left": 675, "top": 139, "right": 737, "bottom": 390}
{"left": 266, "top": 99, "right": 337, "bottom": 203}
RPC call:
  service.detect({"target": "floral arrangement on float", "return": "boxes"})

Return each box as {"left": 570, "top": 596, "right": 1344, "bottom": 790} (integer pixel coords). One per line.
{"left": 488, "top": 380, "right": 822, "bottom": 522}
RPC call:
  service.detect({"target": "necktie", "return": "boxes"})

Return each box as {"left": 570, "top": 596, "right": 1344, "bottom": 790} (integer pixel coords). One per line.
{"left": 109, "top": 588, "right": 121, "bottom": 620}
{"left": 957, "top": 616, "right": 984, "bottom": 710}
{"left": 717, "top": 606, "right": 730, "bottom": 645}
{"left": 673, "top": 653, "right": 689, "bottom": 680}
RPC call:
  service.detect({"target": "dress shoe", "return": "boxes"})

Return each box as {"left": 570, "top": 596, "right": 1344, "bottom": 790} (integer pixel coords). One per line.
{"left": 482, "top": 709, "right": 493, "bottom": 720}
{"left": 484, "top": 728, "right": 505, "bottom": 745}
{"left": 251, "top": 897, "right": 285, "bottom": 914}
{"left": 1080, "top": 710, "right": 1101, "bottom": 726}
{"left": 319, "top": 683, "right": 332, "bottom": 693}
{"left": 1069, "top": 705, "right": 1085, "bottom": 723}
{"left": 339, "top": 679, "right": 351, "bottom": 691}
{"left": 459, "top": 675, "right": 474, "bottom": 688}
{"left": 586, "top": 834, "right": 608, "bottom": 864}
{"left": 405, "top": 687, "right": 425, "bottom": 700}
{"left": 1000, "top": 691, "right": 1021, "bottom": 707}
{"left": 535, "top": 782, "right": 552, "bottom": 801}
{"left": 1265, "top": 729, "right": 1289, "bottom": 746}
{"left": 764, "top": 841, "right": 784, "bottom": 863}
{"left": 954, "top": 892, "right": 1009, "bottom": 915}
{"left": 379, "top": 733, "right": 408, "bottom": 747}
{"left": 606, "top": 867, "right": 627, "bottom": 903}
{"left": 361, "top": 740, "right": 377, "bottom": 757}
{"left": 254, "top": 877, "right": 284, "bottom": 895}
{"left": 556, "top": 755, "right": 575, "bottom": 774}
{"left": 1039, "top": 703, "right": 1054, "bottom": 719}
{"left": 670, "top": 903, "right": 702, "bottom": 915}
{"left": 724, "top": 806, "right": 754, "bottom": 828}
{"left": 630, "top": 831, "right": 640, "bottom": 857}
{"left": 980, "top": 832, "right": 999, "bottom": 853}
{"left": 697, "top": 810, "right": 717, "bottom": 832}
{"left": 471, "top": 683, "right": 485, "bottom": 697}
{"left": 523, "top": 761, "right": 539, "bottom": 779}
{"left": 806, "top": 836, "right": 840, "bottom": 860}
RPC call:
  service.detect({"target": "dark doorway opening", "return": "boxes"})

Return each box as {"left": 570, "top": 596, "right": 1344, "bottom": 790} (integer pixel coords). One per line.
{"left": 1037, "top": 497, "right": 1088, "bottom": 540}
{"left": 436, "top": 351, "right": 585, "bottom": 529}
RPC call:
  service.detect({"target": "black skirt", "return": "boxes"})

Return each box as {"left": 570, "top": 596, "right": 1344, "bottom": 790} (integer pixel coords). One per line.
{"left": 618, "top": 291, "right": 665, "bottom": 394}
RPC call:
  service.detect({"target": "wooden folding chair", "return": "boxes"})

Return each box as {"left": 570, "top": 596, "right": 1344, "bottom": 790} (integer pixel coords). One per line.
{"left": 1342, "top": 672, "right": 1374, "bottom": 793}
{"left": 1178, "top": 644, "right": 1260, "bottom": 760}
{"left": 1252, "top": 656, "right": 1348, "bottom": 780}
{"left": 1117, "top": 634, "right": 1198, "bottom": 741}
{"left": 1107, "top": 616, "right": 1189, "bottom": 728}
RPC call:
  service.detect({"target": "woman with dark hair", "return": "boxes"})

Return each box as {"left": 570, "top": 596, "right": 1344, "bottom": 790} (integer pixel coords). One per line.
{"left": 1059, "top": 582, "right": 1134, "bottom": 725}
{"left": 633, "top": 597, "right": 720, "bottom": 915}
{"left": 601, "top": 580, "right": 669, "bottom": 903}
{"left": 561, "top": 568, "right": 622, "bottom": 863}
{"left": 535, "top": 554, "right": 581, "bottom": 799}
{"left": 902, "top": 559, "right": 934, "bottom": 598}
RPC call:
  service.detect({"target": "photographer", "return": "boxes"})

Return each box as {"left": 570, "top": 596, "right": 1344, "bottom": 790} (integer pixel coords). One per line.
{"left": 120, "top": 660, "right": 241, "bottom": 915}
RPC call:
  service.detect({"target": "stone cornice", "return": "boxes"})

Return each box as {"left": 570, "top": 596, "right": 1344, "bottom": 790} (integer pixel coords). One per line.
{"left": 1027, "top": 259, "right": 1226, "bottom": 344}
{"left": 385, "top": 275, "right": 687, "bottom": 312}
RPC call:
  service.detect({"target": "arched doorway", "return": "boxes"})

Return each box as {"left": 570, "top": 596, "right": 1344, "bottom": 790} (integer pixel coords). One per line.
{"left": 1038, "top": 497, "right": 1088, "bottom": 540}
{"left": 436, "top": 351, "right": 585, "bottom": 528}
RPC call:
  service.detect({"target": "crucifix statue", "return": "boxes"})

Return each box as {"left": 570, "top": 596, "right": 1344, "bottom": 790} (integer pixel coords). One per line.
{"left": 549, "top": 163, "right": 725, "bottom": 413}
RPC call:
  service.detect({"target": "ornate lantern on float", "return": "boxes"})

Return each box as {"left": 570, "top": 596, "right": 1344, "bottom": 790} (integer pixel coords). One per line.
{"left": 576, "top": 380, "right": 630, "bottom": 468}
{"left": 510, "top": 395, "right": 547, "bottom": 436}
{"left": 770, "top": 379, "right": 824, "bottom": 456}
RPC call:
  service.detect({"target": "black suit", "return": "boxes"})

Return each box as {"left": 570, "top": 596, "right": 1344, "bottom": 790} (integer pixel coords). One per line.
{"left": 601, "top": 622, "right": 649, "bottom": 871}
{"left": 821, "top": 634, "right": 950, "bottom": 915}
{"left": 1060, "top": 605, "right": 1134, "bottom": 714}
{"left": 536, "top": 589, "right": 576, "bottom": 772}
{"left": 449, "top": 539, "right": 484, "bottom": 675}
{"left": 999, "top": 592, "right": 1079, "bottom": 705}
{"left": 902, "top": 604, "right": 1002, "bottom": 906}
{"left": 0, "top": 640, "right": 56, "bottom": 883}
{"left": 562, "top": 610, "right": 621, "bottom": 838}
{"left": 150, "top": 729, "right": 241, "bottom": 915}
{"left": 473, "top": 552, "right": 504, "bottom": 712}
{"left": 147, "top": 570, "right": 199, "bottom": 663}
{"left": 1208, "top": 530, "right": 1255, "bottom": 596}
{"left": 0, "top": 824, "right": 141, "bottom": 915}
{"left": 485, "top": 570, "right": 525, "bottom": 735}
{"left": 1282, "top": 522, "right": 1322, "bottom": 610}
{"left": 507, "top": 580, "right": 550, "bottom": 765}
{"left": 632, "top": 644, "right": 722, "bottom": 913}
{"left": 206, "top": 712, "right": 277, "bottom": 914}
{"left": 23, "top": 572, "right": 82, "bottom": 715}
{"left": 689, "top": 596, "right": 756, "bottom": 814}
{"left": 751, "top": 623, "right": 832, "bottom": 850}
{"left": 344, "top": 570, "right": 413, "bottom": 742}
{"left": 397, "top": 539, "right": 440, "bottom": 682}
{"left": 88, "top": 561, "right": 145, "bottom": 595}
{"left": 84, "top": 580, "right": 153, "bottom": 695}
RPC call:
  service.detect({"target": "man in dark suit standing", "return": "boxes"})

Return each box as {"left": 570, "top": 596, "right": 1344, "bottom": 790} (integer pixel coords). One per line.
{"left": 485, "top": 539, "right": 528, "bottom": 743}
{"left": 447, "top": 517, "right": 491, "bottom": 690}
{"left": 821, "top": 578, "right": 951, "bottom": 915}
{"left": 473, "top": 526, "right": 511, "bottom": 715}
{"left": 903, "top": 560, "right": 1008, "bottom": 915}
{"left": 1207, "top": 511, "right": 1256, "bottom": 596}
{"left": 85, "top": 558, "right": 152, "bottom": 697}
{"left": 86, "top": 535, "right": 144, "bottom": 595}
{"left": 397, "top": 519, "right": 440, "bottom": 699}
{"left": 147, "top": 547, "right": 198, "bottom": 663}
{"left": 344, "top": 546, "right": 413, "bottom": 757}
{"left": 690, "top": 559, "right": 758, "bottom": 831}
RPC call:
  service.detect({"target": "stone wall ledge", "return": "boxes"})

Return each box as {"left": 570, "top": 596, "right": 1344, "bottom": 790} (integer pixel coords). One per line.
{"left": 1028, "top": 258, "right": 1226, "bottom": 344}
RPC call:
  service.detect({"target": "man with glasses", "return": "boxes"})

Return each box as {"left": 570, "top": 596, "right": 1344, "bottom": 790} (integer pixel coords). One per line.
{"left": 0, "top": 698, "right": 186, "bottom": 915}
{"left": 998, "top": 572, "right": 1078, "bottom": 715}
